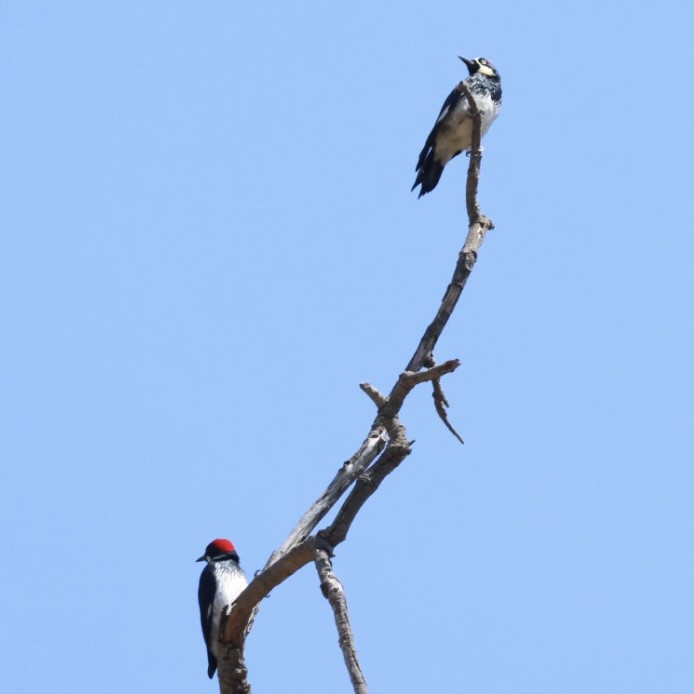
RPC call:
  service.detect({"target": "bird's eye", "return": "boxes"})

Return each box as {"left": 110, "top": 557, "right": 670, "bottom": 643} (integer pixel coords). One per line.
{"left": 479, "top": 59, "right": 487, "bottom": 65}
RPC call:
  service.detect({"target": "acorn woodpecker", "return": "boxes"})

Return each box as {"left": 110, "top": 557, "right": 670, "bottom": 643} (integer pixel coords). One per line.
{"left": 412, "top": 56, "right": 502, "bottom": 197}
{"left": 197, "top": 538, "right": 248, "bottom": 679}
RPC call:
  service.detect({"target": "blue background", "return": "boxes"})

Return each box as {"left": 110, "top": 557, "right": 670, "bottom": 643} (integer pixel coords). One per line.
{"left": 3, "top": 2, "right": 693, "bottom": 692}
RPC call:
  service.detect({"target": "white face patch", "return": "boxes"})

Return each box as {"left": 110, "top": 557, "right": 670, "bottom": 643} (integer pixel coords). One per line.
{"left": 478, "top": 63, "right": 496, "bottom": 78}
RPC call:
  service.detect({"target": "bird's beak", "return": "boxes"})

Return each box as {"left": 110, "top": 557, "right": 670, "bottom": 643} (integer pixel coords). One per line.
{"left": 458, "top": 56, "right": 475, "bottom": 71}
{"left": 196, "top": 554, "right": 207, "bottom": 563}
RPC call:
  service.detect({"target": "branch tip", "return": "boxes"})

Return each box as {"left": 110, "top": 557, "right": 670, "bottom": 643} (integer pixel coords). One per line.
{"left": 359, "top": 382, "right": 388, "bottom": 408}
{"left": 432, "top": 378, "right": 464, "bottom": 445}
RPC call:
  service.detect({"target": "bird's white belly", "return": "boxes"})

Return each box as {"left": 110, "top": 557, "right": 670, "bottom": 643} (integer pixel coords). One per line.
{"left": 438, "top": 93, "right": 499, "bottom": 164}
{"left": 209, "top": 570, "right": 248, "bottom": 658}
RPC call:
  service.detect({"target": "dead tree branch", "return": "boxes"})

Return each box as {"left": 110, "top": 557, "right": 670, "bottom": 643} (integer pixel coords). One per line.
{"left": 216, "top": 82, "right": 493, "bottom": 694}
{"left": 268, "top": 429, "right": 388, "bottom": 564}
{"left": 432, "top": 375, "right": 464, "bottom": 444}
{"left": 315, "top": 545, "right": 369, "bottom": 694}
{"left": 214, "top": 637, "right": 251, "bottom": 694}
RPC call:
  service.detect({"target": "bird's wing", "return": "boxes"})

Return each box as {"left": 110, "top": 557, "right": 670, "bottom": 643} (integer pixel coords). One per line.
{"left": 434, "top": 84, "right": 467, "bottom": 124}
{"left": 198, "top": 567, "right": 216, "bottom": 647}
{"left": 416, "top": 85, "right": 466, "bottom": 170}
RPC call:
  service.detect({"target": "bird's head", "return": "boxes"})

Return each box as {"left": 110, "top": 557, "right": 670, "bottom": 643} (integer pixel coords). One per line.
{"left": 196, "top": 538, "right": 240, "bottom": 563}
{"left": 459, "top": 56, "right": 500, "bottom": 81}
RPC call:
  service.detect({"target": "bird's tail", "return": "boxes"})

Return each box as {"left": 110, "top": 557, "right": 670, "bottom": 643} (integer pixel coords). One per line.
{"left": 411, "top": 155, "right": 444, "bottom": 198}
{"left": 207, "top": 652, "right": 217, "bottom": 679}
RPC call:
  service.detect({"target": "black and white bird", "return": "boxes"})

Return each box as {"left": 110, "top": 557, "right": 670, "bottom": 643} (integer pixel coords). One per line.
{"left": 197, "top": 539, "right": 248, "bottom": 679}
{"left": 412, "top": 56, "right": 502, "bottom": 197}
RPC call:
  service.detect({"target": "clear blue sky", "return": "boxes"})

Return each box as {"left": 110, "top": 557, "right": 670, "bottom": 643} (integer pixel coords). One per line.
{"left": 3, "top": 2, "right": 693, "bottom": 692}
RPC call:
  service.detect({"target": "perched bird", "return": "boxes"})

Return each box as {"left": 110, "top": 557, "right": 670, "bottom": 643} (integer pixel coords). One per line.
{"left": 412, "top": 56, "right": 502, "bottom": 197}
{"left": 197, "top": 538, "right": 248, "bottom": 679}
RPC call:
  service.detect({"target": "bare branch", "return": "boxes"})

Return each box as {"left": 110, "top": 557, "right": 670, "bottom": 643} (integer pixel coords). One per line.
{"left": 215, "top": 638, "right": 251, "bottom": 694}
{"left": 387, "top": 359, "right": 460, "bottom": 412}
{"left": 321, "top": 417, "right": 411, "bottom": 549}
{"left": 402, "top": 360, "right": 460, "bottom": 385}
{"left": 458, "top": 82, "right": 484, "bottom": 224}
{"left": 263, "top": 365, "right": 459, "bottom": 571}
{"left": 269, "top": 429, "right": 388, "bottom": 563}
{"left": 315, "top": 546, "right": 369, "bottom": 694}
{"left": 359, "top": 382, "right": 388, "bottom": 408}
{"left": 432, "top": 378, "right": 464, "bottom": 445}
{"left": 225, "top": 538, "right": 317, "bottom": 647}
{"left": 218, "top": 540, "right": 317, "bottom": 693}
